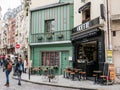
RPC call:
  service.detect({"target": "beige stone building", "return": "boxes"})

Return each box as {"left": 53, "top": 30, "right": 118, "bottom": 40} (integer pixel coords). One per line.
{"left": 110, "top": 0, "right": 120, "bottom": 72}
{"left": 15, "top": 9, "right": 29, "bottom": 59}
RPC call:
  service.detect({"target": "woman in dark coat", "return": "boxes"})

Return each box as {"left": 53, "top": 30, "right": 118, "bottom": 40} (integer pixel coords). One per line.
{"left": 15, "top": 57, "right": 23, "bottom": 85}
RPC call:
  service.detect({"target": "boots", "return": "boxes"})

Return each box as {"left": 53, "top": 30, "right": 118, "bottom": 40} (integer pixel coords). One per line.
{"left": 18, "top": 82, "right": 21, "bottom": 86}
{"left": 4, "top": 83, "right": 9, "bottom": 87}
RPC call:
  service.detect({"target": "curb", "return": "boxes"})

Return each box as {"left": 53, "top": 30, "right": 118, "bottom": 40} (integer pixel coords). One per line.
{"left": 12, "top": 77, "right": 97, "bottom": 90}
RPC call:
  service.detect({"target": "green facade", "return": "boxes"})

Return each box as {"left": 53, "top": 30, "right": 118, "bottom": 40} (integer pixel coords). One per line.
{"left": 29, "top": 2, "right": 74, "bottom": 74}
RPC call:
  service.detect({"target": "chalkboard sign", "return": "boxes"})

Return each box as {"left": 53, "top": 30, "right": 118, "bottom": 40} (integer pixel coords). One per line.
{"left": 103, "top": 63, "right": 109, "bottom": 76}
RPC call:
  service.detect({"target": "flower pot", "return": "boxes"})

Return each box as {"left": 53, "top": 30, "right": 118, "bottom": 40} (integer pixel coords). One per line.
{"left": 37, "top": 36, "right": 42, "bottom": 40}
{"left": 48, "top": 75, "right": 55, "bottom": 79}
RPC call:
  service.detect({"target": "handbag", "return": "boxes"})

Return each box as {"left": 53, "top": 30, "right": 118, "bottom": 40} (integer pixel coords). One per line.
{"left": 7, "top": 62, "right": 12, "bottom": 71}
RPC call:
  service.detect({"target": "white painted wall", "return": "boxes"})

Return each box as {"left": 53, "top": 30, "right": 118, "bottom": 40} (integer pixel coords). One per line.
{"left": 74, "top": 0, "right": 103, "bottom": 27}
{"left": 30, "top": 0, "right": 59, "bottom": 9}
{"left": 110, "top": 0, "right": 120, "bottom": 15}
{"left": 110, "top": 0, "right": 120, "bottom": 69}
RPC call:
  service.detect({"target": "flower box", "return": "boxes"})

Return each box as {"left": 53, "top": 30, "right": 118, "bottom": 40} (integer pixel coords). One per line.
{"left": 53, "top": 65, "right": 58, "bottom": 69}
{"left": 57, "top": 34, "right": 63, "bottom": 38}
{"left": 37, "top": 36, "right": 42, "bottom": 40}
{"left": 47, "top": 34, "right": 52, "bottom": 39}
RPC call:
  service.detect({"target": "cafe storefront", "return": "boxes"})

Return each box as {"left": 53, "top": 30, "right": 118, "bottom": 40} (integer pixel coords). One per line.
{"left": 71, "top": 17, "right": 105, "bottom": 78}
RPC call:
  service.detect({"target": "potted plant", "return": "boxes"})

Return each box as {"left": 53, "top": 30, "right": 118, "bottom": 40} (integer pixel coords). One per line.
{"left": 57, "top": 34, "right": 63, "bottom": 38}
{"left": 53, "top": 65, "right": 58, "bottom": 69}
{"left": 37, "top": 36, "right": 42, "bottom": 40}
{"left": 47, "top": 34, "right": 52, "bottom": 39}
{"left": 48, "top": 74, "right": 55, "bottom": 79}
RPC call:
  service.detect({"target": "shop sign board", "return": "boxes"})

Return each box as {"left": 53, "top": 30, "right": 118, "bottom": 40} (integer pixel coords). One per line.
{"left": 107, "top": 50, "right": 112, "bottom": 57}
{"left": 107, "top": 50, "right": 112, "bottom": 64}
{"left": 72, "top": 17, "right": 99, "bottom": 33}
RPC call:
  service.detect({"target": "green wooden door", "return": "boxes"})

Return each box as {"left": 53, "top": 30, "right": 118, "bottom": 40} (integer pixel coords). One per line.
{"left": 61, "top": 51, "right": 69, "bottom": 74}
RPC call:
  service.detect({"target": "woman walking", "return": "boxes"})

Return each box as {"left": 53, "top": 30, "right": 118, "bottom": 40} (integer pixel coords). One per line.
{"left": 4, "top": 55, "right": 12, "bottom": 87}
{"left": 15, "top": 57, "right": 23, "bottom": 85}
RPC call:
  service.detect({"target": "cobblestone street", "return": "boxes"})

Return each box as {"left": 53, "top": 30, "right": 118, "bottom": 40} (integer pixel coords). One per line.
{"left": 0, "top": 67, "right": 80, "bottom": 90}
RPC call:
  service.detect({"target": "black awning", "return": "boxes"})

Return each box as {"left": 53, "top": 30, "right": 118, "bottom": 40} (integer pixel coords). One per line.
{"left": 78, "top": 2, "right": 91, "bottom": 13}
{"left": 71, "top": 28, "right": 101, "bottom": 41}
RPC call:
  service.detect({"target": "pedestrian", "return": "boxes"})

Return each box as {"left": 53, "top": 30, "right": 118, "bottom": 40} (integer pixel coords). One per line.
{"left": 15, "top": 57, "right": 23, "bottom": 85}
{"left": 4, "top": 54, "right": 12, "bottom": 87}
{"left": 13, "top": 56, "right": 18, "bottom": 76}
{"left": 23, "top": 58, "right": 28, "bottom": 73}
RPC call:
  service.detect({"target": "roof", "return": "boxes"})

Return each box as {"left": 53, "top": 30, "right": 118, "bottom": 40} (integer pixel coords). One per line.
{"left": 30, "top": 2, "right": 72, "bottom": 12}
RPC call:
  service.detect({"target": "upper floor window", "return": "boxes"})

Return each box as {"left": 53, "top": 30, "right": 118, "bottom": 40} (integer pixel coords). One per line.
{"left": 78, "top": 2, "right": 91, "bottom": 23}
{"left": 82, "top": 8, "right": 90, "bottom": 23}
{"left": 45, "top": 19, "right": 55, "bottom": 33}
{"left": 112, "top": 31, "right": 116, "bottom": 37}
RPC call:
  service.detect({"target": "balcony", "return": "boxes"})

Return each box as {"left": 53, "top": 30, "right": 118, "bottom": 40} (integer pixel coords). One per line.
{"left": 30, "top": 30, "right": 71, "bottom": 43}
{"left": 3, "top": 45, "right": 8, "bottom": 49}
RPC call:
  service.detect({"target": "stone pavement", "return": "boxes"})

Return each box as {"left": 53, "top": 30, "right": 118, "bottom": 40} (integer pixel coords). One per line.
{"left": 12, "top": 73, "right": 120, "bottom": 90}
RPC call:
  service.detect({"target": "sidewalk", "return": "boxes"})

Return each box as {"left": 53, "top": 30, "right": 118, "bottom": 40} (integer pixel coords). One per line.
{"left": 12, "top": 73, "right": 120, "bottom": 90}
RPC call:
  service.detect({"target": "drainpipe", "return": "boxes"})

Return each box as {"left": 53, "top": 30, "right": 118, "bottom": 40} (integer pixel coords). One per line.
{"left": 106, "top": 0, "right": 111, "bottom": 50}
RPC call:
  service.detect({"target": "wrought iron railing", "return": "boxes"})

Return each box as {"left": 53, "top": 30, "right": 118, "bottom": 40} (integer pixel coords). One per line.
{"left": 30, "top": 30, "right": 72, "bottom": 43}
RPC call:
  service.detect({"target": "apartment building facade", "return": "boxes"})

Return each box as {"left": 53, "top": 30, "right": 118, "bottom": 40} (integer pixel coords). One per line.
{"left": 29, "top": 0, "right": 74, "bottom": 74}
{"left": 15, "top": 5, "right": 29, "bottom": 59}
{"left": 110, "top": 0, "right": 120, "bottom": 70}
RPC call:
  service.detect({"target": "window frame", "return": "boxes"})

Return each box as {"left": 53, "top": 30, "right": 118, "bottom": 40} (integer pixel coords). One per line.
{"left": 44, "top": 19, "right": 55, "bottom": 33}
{"left": 82, "top": 8, "right": 91, "bottom": 23}
{"left": 42, "top": 51, "right": 60, "bottom": 66}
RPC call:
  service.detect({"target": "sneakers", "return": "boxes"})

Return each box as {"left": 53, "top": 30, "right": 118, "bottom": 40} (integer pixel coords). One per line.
{"left": 4, "top": 83, "right": 9, "bottom": 87}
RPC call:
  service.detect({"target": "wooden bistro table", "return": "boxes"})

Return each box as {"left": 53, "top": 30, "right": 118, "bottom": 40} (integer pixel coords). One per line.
{"left": 93, "top": 70, "right": 102, "bottom": 83}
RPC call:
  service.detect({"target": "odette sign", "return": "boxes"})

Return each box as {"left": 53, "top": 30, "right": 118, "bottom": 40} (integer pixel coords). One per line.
{"left": 16, "top": 44, "right": 20, "bottom": 49}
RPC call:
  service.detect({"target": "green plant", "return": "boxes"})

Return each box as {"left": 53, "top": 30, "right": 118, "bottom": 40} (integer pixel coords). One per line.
{"left": 37, "top": 36, "right": 42, "bottom": 40}
{"left": 48, "top": 75, "right": 55, "bottom": 79}
{"left": 57, "top": 34, "right": 63, "bottom": 38}
{"left": 53, "top": 65, "right": 58, "bottom": 69}
{"left": 47, "top": 34, "right": 52, "bottom": 39}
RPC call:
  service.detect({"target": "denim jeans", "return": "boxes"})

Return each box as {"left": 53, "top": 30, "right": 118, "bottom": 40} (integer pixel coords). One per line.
{"left": 5, "top": 70, "right": 10, "bottom": 84}
{"left": 17, "top": 71, "right": 22, "bottom": 84}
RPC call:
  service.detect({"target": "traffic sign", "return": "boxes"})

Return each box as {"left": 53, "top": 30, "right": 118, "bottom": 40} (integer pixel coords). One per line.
{"left": 16, "top": 44, "right": 20, "bottom": 49}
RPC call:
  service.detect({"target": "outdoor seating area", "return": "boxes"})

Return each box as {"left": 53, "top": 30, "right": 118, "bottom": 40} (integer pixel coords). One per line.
{"left": 63, "top": 67, "right": 86, "bottom": 81}
{"left": 30, "top": 66, "right": 59, "bottom": 82}
{"left": 92, "top": 63, "right": 115, "bottom": 85}
{"left": 63, "top": 64, "right": 115, "bottom": 86}
{"left": 29, "top": 63, "right": 115, "bottom": 85}
{"left": 31, "top": 67, "right": 41, "bottom": 75}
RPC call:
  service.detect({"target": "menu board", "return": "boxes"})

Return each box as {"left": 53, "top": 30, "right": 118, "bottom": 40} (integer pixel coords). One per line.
{"left": 109, "top": 64, "right": 115, "bottom": 80}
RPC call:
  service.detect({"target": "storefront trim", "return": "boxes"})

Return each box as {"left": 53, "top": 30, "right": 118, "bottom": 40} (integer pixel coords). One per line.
{"left": 30, "top": 41, "right": 71, "bottom": 46}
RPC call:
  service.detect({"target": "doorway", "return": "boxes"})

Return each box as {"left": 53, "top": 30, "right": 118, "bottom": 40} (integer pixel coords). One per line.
{"left": 61, "top": 51, "right": 69, "bottom": 74}
{"left": 82, "top": 41, "right": 98, "bottom": 77}
{"left": 76, "top": 41, "right": 98, "bottom": 77}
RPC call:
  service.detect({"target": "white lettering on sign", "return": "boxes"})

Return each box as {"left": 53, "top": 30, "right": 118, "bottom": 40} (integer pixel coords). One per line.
{"left": 77, "top": 22, "right": 89, "bottom": 31}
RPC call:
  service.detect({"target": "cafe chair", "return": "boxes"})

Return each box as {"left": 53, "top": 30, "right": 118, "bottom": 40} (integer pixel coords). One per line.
{"left": 70, "top": 71, "right": 75, "bottom": 80}
{"left": 79, "top": 71, "right": 86, "bottom": 80}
